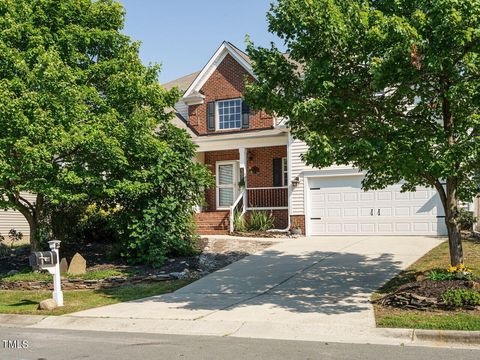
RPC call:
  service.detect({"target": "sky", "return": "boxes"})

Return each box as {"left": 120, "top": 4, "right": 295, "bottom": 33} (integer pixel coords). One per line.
{"left": 118, "top": 0, "right": 284, "bottom": 83}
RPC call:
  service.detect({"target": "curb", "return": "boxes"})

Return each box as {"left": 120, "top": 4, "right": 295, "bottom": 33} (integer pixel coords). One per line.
{"left": 1, "top": 313, "right": 480, "bottom": 347}
{"left": 378, "top": 327, "right": 480, "bottom": 346}
{"left": 413, "top": 329, "right": 480, "bottom": 345}
{"left": 0, "top": 314, "right": 46, "bottom": 327}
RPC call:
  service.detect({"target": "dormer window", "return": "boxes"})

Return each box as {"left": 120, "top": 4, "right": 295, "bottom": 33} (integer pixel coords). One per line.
{"left": 217, "top": 98, "right": 242, "bottom": 130}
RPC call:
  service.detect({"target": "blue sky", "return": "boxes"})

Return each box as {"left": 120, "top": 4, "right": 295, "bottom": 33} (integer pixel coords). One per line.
{"left": 118, "top": 0, "right": 283, "bottom": 83}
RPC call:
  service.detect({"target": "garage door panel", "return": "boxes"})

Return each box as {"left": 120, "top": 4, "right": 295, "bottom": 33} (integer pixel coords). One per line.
{"left": 344, "top": 208, "right": 358, "bottom": 217}
{"left": 378, "top": 223, "right": 394, "bottom": 232}
{"left": 307, "top": 176, "right": 446, "bottom": 236}
{"left": 395, "top": 207, "right": 410, "bottom": 216}
{"left": 343, "top": 192, "right": 358, "bottom": 202}
{"left": 359, "top": 223, "right": 375, "bottom": 233}
{"left": 360, "top": 193, "right": 375, "bottom": 201}
{"left": 343, "top": 224, "right": 358, "bottom": 232}
{"left": 359, "top": 207, "right": 373, "bottom": 217}
{"left": 376, "top": 191, "right": 392, "bottom": 201}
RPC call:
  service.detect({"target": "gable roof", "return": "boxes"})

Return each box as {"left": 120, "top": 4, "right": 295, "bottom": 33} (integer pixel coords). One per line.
{"left": 163, "top": 71, "right": 201, "bottom": 92}
{"left": 180, "top": 41, "right": 254, "bottom": 99}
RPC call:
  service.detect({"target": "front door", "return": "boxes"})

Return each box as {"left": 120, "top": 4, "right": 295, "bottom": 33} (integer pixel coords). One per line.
{"left": 216, "top": 161, "right": 237, "bottom": 210}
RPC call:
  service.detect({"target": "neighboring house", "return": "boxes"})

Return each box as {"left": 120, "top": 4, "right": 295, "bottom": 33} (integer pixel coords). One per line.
{"left": 165, "top": 41, "right": 477, "bottom": 236}
{"left": 0, "top": 192, "right": 35, "bottom": 242}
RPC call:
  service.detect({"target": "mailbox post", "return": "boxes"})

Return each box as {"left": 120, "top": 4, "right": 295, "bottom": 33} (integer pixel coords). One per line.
{"left": 48, "top": 240, "right": 63, "bottom": 307}
{"left": 29, "top": 240, "right": 64, "bottom": 307}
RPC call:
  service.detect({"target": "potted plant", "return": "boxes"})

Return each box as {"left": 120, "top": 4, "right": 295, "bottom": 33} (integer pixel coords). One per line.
{"left": 291, "top": 224, "right": 302, "bottom": 235}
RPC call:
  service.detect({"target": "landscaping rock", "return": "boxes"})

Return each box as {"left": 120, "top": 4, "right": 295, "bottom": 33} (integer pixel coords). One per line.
{"left": 38, "top": 299, "right": 57, "bottom": 311}
{"left": 7, "top": 270, "right": 19, "bottom": 276}
{"left": 67, "top": 253, "right": 87, "bottom": 275}
{"left": 59, "top": 258, "right": 68, "bottom": 274}
{"left": 169, "top": 271, "right": 188, "bottom": 279}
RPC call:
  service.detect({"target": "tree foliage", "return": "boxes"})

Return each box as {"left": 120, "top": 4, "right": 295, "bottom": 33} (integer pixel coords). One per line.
{"left": 246, "top": 0, "right": 480, "bottom": 265}
{"left": 0, "top": 0, "right": 212, "bottom": 259}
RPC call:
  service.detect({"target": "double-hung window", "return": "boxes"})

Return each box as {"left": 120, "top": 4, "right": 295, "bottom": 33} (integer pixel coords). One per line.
{"left": 217, "top": 98, "right": 242, "bottom": 130}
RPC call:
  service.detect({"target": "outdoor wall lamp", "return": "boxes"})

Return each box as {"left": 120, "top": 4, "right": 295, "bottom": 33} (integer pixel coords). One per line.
{"left": 291, "top": 176, "right": 300, "bottom": 187}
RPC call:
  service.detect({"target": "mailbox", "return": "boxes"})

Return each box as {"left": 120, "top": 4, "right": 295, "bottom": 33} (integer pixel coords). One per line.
{"left": 29, "top": 251, "right": 58, "bottom": 269}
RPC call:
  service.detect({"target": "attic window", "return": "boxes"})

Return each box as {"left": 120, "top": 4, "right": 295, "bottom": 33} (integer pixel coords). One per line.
{"left": 217, "top": 99, "right": 242, "bottom": 130}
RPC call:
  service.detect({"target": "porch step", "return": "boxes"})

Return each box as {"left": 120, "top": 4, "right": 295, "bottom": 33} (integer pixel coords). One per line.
{"left": 195, "top": 211, "right": 230, "bottom": 235}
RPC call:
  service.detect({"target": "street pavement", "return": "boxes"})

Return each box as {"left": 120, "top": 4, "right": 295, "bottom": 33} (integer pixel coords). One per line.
{"left": 1, "top": 327, "right": 480, "bottom": 360}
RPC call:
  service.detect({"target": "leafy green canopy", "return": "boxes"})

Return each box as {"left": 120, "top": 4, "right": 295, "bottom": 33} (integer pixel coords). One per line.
{"left": 0, "top": 0, "right": 212, "bottom": 262}
{"left": 246, "top": 0, "right": 480, "bottom": 200}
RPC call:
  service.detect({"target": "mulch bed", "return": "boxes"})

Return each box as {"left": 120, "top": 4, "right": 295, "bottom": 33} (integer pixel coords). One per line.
{"left": 375, "top": 279, "right": 480, "bottom": 310}
{"left": 1, "top": 238, "right": 273, "bottom": 291}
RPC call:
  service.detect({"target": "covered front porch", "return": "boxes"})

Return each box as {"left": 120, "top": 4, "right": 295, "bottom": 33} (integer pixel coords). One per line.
{"left": 193, "top": 131, "right": 289, "bottom": 233}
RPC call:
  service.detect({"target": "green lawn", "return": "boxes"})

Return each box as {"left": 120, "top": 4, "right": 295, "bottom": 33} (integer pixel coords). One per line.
{"left": 376, "top": 309, "right": 480, "bottom": 331}
{"left": 0, "top": 268, "right": 135, "bottom": 282}
{"left": 374, "top": 238, "right": 480, "bottom": 331}
{"left": 0, "top": 280, "right": 191, "bottom": 316}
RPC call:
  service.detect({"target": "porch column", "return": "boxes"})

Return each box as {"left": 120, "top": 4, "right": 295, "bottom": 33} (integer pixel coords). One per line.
{"left": 239, "top": 147, "right": 247, "bottom": 212}
{"left": 195, "top": 152, "right": 205, "bottom": 213}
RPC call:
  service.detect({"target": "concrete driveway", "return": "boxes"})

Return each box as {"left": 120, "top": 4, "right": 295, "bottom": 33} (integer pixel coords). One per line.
{"left": 34, "top": 236, "right": 444, "bottom": 344}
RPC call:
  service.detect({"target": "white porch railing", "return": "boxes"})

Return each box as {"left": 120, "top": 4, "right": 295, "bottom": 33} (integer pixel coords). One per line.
{"left": 229, "top": 190, "right": 246, "bottom": 233}
{"left": 246, "top": 187, "right": 288, "bottom": 210}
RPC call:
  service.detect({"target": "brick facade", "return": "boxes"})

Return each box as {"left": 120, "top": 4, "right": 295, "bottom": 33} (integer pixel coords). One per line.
{"left": 290, "top": 215, "right": 305, "bottom": 235}
{"left": 246, "top": 146, "right": 287, "bottom": 188}
{"left": 203, "top": 146, "right": 287, "bottom": 211}
{"left": 188, "top": 54, "right": 273, "bottom": 134}
{"left": 203, "top": 149, "right": 239, "bottom": 211}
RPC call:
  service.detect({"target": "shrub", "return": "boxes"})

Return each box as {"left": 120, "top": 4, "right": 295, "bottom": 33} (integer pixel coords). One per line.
{"left": 0, "top": 242, "right": 9, "bottom": 258}
{"left": 458, "top": 208, "right": 477, "bottom": 231}
{"left": 247, "top": 211, "right": 275, "bottom": 231}
{"left": 428, "top": 270, "right": 456, "bottom": 281}
{"left": 48, "top": 203, "right": 117, "bottom": 245}
{"left": 442, "top": 289, "right": 480, "bottom": 307}
{"left": 233, "top": 210, "right": 247, "bottom": 232}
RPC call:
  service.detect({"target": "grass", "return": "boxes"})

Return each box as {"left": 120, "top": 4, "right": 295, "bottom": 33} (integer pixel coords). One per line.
{"left": 0, "top": 268, "right": 134, "bottom": 282}
{"left": 0, "top": 280, "right": 191, "bottom": 315}
{"left": 374, "top": 238, "right": 480, "bottom": 331}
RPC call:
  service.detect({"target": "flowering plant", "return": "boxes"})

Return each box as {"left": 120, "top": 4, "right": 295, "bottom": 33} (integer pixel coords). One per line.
{"left": 446, "top": 264, "right": 473, "bottom": 279}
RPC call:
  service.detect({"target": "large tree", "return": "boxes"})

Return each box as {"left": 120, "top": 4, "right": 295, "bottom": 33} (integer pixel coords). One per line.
{"left": 246, "top": 0, "right": 480, "bottom": 266}
{"left": 0, "top": 0, "right": 211, "bottom": 251}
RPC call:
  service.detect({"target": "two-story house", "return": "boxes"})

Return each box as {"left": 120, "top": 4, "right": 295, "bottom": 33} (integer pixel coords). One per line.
{"left": 165, "top": 41, "right": 477, "bottom": 236}
{"left": 1, "top": 42, "right": 477, "bottom": 240}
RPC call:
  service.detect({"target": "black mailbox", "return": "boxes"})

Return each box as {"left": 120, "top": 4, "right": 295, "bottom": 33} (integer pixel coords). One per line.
{"left": 29, "top": 251, "right": 58, "bottom": 269}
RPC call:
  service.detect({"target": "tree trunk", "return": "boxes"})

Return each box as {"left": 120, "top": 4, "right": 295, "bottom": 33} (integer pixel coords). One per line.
{"left": 435, "top": 179, "right": 464, "bottom": 266}
{"left": 445, "top": 179, "right": 463, "bottom": 266}
{"left": 435, "top": 179, "right": 463, "bottom": 266}
{"left": 28, "top": 219, "right": 39, "bottom": 252}
{"left": 445, "top": 218, "right": 463, "bottom": 266}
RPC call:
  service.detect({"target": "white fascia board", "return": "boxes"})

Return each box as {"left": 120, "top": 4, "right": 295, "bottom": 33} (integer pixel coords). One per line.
{"left": 194, "top": 131, "right": 288, "bottom": 152}
{"left": 183, "top": 41, "right": 255, "bottom": 99}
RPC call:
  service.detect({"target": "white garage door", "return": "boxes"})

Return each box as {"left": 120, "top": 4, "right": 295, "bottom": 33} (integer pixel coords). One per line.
{"left": 307, "top": 176, "right": 447, "bottom": 236}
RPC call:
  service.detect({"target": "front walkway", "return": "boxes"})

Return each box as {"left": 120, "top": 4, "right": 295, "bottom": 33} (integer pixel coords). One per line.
{"left": 33, "top": 236, "right": 443, "bottom": 344}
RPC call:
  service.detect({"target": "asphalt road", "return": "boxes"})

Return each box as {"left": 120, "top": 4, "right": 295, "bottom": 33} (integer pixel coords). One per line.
{"left": 0, "top": 327, "right": 479, "bottom": 360}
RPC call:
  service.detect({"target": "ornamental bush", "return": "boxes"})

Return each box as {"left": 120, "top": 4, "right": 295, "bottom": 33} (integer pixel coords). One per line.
{"left": 442, "top": 289, "right": 480, "bottom": 308}
{"left": 247, "top": 211, "right": 275, "bottom": 232}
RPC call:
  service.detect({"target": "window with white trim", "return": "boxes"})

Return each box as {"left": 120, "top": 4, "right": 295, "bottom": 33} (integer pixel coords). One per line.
{"left": 282, "top": 157, "right": 288, "bottom": 186}
{"left": 217, "top": 98, "right": 242, "bottom": 130}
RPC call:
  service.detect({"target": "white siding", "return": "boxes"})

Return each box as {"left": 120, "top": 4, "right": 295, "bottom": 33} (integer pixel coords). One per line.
{"left": 290, "top": 138, "right": 313, "bottom": 215}
{"left": 174, "top": 101, "right": 189, "bottom": 121}
{"left": 0, "top": 193, "right": 35, "bottom": 237}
